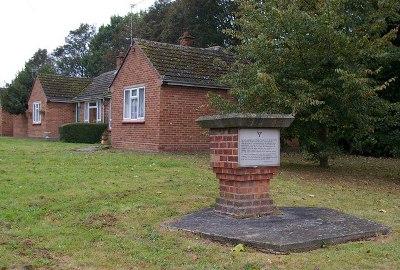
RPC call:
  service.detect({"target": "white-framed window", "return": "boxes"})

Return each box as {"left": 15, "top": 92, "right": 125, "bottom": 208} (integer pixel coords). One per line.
{"left": 75, "top": 103, "right": 80, "bottom": 122}
{"left": 84, "top": 101, "right": 102, "bottom": 123}
{"left": 32, "top": 102, "right": 41, "bottom": 124}
{"left": 123, "top": 86, "right": 145, "bottom": 120}
{"left": 97, "top": 100, "right": 102, "bottom": 122}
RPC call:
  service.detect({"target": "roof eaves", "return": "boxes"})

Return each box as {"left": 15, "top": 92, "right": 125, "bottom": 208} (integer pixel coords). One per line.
{"left": 161, "top": 79, "right": 229, "bottom": 90}
{"left": 46, "top": 98, "right": 76, "bottom": 103}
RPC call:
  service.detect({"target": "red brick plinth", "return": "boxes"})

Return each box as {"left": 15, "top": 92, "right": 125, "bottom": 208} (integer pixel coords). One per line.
{"left": 210, "top": 129, "right": 279, "bottom": 218}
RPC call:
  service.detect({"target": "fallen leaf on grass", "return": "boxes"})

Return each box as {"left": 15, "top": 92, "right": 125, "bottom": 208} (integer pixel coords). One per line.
{"left": 232, "top": 243, "right": 245, "bottom": 252}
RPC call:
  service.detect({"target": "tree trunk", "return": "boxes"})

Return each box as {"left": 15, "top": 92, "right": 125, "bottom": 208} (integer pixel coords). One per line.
{"left": 319, "top": 125, "right": 329, "bottom": 167}
{"left": 319, "top": 156, "right": 329, "bottom": 167}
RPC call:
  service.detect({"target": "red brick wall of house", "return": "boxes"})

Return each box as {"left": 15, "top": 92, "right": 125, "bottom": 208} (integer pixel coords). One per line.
{"left": 27, "top": 79, "right": 48, "bottom": 138}
{"left": 159, "top": 85, "right": 228, "bottom": 152}
{"left": 110, "top": 45, "right": 162, "bottom": 151}
{"left": 44, "top": 102, "right": 76, "bottom": 138}
{"left": 27, "top": 79, "right": 76, "bottom": 138}
{"left": 0, "top": 106, "right": 14, "bottom": 136}
{"left": 13, "top": 114, "right": 28, "bottom": 137}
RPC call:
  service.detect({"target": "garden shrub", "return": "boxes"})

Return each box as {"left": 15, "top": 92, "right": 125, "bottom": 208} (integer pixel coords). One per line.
{"left": 59, "top": 123, "right": 108, "bottom": 144}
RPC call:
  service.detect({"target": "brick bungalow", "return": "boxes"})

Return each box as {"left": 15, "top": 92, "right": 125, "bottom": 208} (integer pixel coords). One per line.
{"left": 0, "top": 88, "right": 13, "bottom": 136}
{"left": 27, "top": 74, "right": 92, "bottom": 138}
{"left": 110, "top": 34, "right": 233, "bottom": 152}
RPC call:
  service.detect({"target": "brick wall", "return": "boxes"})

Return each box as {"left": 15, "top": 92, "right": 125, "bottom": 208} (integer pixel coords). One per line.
{"left": 0, "top": 106, "right": 13, "bottom": 136}
{"left": 159, "top": 85, "right": 227, "bottom": 152}
{"left": 44, "top": 102, "right": 76, "bottom": 138}
{"left": 13, "top": 114, "right": 28, "bottom": 137}
{"left": 110, "top": 44, "right": 162, "bottom": 151}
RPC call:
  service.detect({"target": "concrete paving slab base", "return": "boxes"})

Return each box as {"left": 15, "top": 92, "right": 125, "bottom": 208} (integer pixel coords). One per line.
{"left": 166, "top": 207, "right": 391, "bottom": 253}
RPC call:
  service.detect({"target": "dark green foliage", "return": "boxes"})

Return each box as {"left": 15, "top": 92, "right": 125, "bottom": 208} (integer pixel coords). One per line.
{"left": 139, "top": 0, "right": 237, "bottom": 47}
{"left": 0, "top": 86, "right": 28, "bottom": 115}
{"left": 59, "top": 123, "right": 108, "bottom": 144}
{"left": 138, "top": 0, "right": 173, "bottom": 43}
{"left": 341, "top": 13, "right": 400, "bottom": 157}
{"left": 210, "top": 0, "right": 400, "bottom": 166}
{"left": 345, "top": 102, "right": 400, "bottom": 158}
{"left": 86, "top": 15, "right": 134, "bottom": 77}
{"left": 52, "top": 24, "right": 96, "bottom": 77}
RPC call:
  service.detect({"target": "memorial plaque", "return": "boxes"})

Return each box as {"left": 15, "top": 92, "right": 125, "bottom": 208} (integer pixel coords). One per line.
{"left": 238, "top": 129, "right": 280, "bottom": 167}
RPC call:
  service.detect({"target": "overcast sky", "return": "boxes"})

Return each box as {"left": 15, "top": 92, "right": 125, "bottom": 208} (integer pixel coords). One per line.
{"left": 0, "top": 0, "right": 156, "bottom": 87}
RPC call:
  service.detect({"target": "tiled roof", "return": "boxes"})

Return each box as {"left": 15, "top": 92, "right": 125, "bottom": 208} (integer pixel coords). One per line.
{"left": 135, "top": 39, "right": 234, "bottom": 89}
{"left": 75, "top": 70, "right": 116, "bottom": 101}
{"left": 37, "top": 74, "right": 93, "bottom": 102}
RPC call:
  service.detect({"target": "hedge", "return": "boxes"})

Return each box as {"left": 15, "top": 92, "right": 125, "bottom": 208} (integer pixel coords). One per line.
{"left": 59, "top": 123, "right": 108, "bottom": 144}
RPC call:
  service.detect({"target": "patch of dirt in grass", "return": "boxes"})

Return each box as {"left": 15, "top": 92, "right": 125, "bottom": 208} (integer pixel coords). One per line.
{"left": 0, "top": 220, "right": 12, "bottom": 230}
{"left": 16, "top": 239, "right": 53, "bottom": 260}
{"left": 112, "top": 187, "right": 144, "bottom": 199}
{"left": 83, "top": 213, "right": 118, "bottom": 228}
{"left": 0, "top": 237, "right": 63, "bottom": 269}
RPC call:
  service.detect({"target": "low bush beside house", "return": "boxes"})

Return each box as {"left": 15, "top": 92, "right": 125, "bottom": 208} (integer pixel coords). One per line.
{"left": 59, "top": 123, "right": 108, "bottom": 143}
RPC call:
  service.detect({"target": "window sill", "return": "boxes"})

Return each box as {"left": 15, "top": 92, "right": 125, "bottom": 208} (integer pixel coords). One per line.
{"left": 122, "top": 120, "right": 145, "bottom": 124}
{"left": 33, "top": 123, "right": 42, "bottom": 125}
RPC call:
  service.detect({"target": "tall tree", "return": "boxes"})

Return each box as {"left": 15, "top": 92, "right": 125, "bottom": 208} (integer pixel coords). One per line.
{"left": 210, "top": 0, "right": 400, "bottom": 166}
{"left": 52, "top": 23, "right": 96, "bottom": 77}
{"left": 25, "top": 48, "right": 56, "bottom": 76}
{"left": 139, "top": 0, "right": 237, "bottom": 47}
{"left": 1, "top": 49, "right": 55, "bottom": 115}
{"left": 346, "top": 14, "right": 400, "bottom": 157}
{"left": 138, "top": 0, "right": 173, "bottom": 42}
{"left": 87, "top": 15, "right": 137, "bottom": 77}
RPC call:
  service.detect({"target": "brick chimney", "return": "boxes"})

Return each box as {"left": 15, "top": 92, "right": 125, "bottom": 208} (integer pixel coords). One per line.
{"left": 179, "top": 31, "right": 194, "bottom": 46}
{"left": 116, "top": 52, "right": 125, "bottom": 69}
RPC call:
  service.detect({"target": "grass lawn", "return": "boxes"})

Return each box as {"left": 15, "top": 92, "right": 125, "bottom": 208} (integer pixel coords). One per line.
{"left": 0, "top": 137, "right": 399, "bottom": 269}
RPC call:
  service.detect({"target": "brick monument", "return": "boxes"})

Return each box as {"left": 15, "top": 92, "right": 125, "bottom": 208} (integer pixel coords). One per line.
{"left": 197, "top": 113, "right": 294, "bottom": 218}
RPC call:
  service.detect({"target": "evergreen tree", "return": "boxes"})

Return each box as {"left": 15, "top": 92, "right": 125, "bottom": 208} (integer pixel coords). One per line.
{"left": 139, "top": 0, "right": 237, "bottom": 47}
{"left": 86, "top": 15, "right": 137, "bottom": 76}
{"left": 52, "top": 24, "right": 96, "bottom": 77}
{"left": 139, "top": 0, "right": 173, "bottom": 43}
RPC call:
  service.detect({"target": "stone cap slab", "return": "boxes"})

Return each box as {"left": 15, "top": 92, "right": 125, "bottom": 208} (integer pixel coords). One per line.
{"left": 166, "top": 207, "right": 392, "bottom": 253}
{"left": 196, "top": 113, "right": 294, "bottom": 129}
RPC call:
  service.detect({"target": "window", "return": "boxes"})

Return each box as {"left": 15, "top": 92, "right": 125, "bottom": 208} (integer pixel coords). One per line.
{"left": 84, "top": 101, "right": 102, "bottom": 123}
{"left": 123, "top": 87, "right": 145, "bottom": 120}
{"left": 75, "top": 103, "right": 80, "bottom": 122}
{"left": 33, "top": 102, "right": 41, "bottom": 124}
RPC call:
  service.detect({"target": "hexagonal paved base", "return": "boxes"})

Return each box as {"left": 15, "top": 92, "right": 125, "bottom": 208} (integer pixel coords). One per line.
{"left": 166, "top": 207, "right": 391, "bottom": 253}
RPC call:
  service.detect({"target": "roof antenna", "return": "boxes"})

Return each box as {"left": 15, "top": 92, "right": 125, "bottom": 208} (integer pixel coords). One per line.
{"left": 130, "top": 4, "right": 134, "bottom": 45}
{"left": 130, "top": 0, "right": 146, "bottom": 45}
